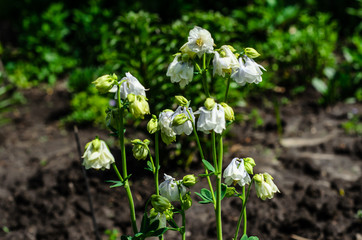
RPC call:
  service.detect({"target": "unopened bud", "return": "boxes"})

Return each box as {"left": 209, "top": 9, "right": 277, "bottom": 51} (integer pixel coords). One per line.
{"left": 172, "top": 113, "right": 188, "bottom": 126}
{"left": 175, "top": 95, "right": 189, "bottom": 107}
{"left": 151, "top": 195, "right": 171, "bottom": 213}
{"left": 181, "top": 193, "right": 192, "bottom": 210}
{"left": 225, "top": 186, "right": 237, "bottom": 198}
{"left": 92, "top": 74, "right": 117, "bottom": 94}
{"left": 128, "top": 95, "right": 150, "bottom": 119}
{"left": 131, "top": 139, "right": 149, "bottom": 160}
{"left": 147, "top": 115, "right": 159, "bottom": 134}
{"left": 245, "top": 48, "right": 260, "bottom": 58}
{"left": 182, "top": 174, "right": 198, "bottom": 187}
{"left": 204, "top": 98, "right": 216, "bottom": 110}
{"left": 244, "top": 157, "right": 256, "bottom": 175}
{"left": 220, "top": 102, "right": 235, "bottom": 121}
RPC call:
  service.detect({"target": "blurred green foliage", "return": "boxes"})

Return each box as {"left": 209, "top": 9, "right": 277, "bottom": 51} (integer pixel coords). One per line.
{"left": 0, "top": 0, "right": 361, "bottom": 126}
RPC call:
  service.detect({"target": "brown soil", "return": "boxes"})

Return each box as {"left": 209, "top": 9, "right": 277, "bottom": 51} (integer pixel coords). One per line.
{"left": 0, "top": 83, "right": 361, "bottom": 240}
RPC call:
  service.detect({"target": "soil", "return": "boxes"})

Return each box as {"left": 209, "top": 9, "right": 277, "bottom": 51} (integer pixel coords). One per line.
{"left": 0, "top": 82, "right": 361, "bottom": 240}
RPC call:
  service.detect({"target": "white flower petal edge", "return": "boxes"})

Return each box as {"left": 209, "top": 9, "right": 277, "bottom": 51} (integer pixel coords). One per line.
{"left": 231, "top": 57, "right": 266, "bottom": 86}
{"left": 171, "top": 106, "right": 195, "bottom": 135}
{"left": 82, "top": 140, "right": 115, "bottom": 170}
{"left": 159, "top": 174, "right": 187, "bottom": 202}
{"left": 223, "top": 158, "right": 251, "bottom": 187}
{"left": 109, "top": 72, "right": 146, "bottom": 99}
{"left": 213, "top": 45, "right": 239, "bottom": 77}
{"left": 196, "top": 104, "right": 225, "bottom": 134}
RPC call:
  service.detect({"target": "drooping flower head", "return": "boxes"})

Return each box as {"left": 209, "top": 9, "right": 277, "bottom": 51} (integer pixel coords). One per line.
{"left": 254, "top": 173, "right": 280, "bottom": 200}
{"left": 196, "top": 98, "right": 225, "bottom": 134}
{"left": 82, "top": 138, "right": 115, "bottom": 170}
{"left": 109, "top": 72, "right": 146, "bottom": 99}
{"left": 223, "top": 158, "right": 251, "bottom": 187}
{"left": 213, "top": 45, "right": 239, "bottom": 77}
{"left": 92, "top": 74, "right": 118, "bottom": 94}
{"left": 231, "top": 56, "right": 266, "bottom": 86}
{"left": 159, "top": 174, "right": 187, "bottom": 202}
{"left": 166, "top": 55, "right": 194, "bottom": 88}
{"left": 127, "top": 94, "right": 150, "bottom": 119}
{"left": 183, "top": 26, "right": 214, "bottom": 57}
{"left": 159, "top": 110, "right": 176, "bottom": 145}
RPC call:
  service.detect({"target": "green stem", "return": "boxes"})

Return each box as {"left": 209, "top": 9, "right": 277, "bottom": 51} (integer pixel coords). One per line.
{"left": 186, "top": 108, "right": 216, "bottom": 206}
{"left": 211, "top": 132, "right": 218, "bottom": 173}
{"left": 243, "top": 186, "right": 247, "bottom": 235}
{"left": 178, "top": 184, "right": 186, "bottom": 240}
{"left": 155, "top": 132, "right": 160, "bottom": 195}
{"left": 224, "top": 77, "right": 231, "bottom": 103}
{"left": 112, "top": 163, "right": 124, "bottom": 182}
{"left": 116, "top": 87, "right": 138, "bottom": 234}
{"left": 233, "top": 180, "right": 253, "bottom": 240}
{"left": 216, "top": 135, "right": 223, "bottom": 240}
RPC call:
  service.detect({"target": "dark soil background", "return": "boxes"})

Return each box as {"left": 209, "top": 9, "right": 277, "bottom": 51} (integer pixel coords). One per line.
{"left": 0, "top": 83, "right": 361, "bottom": 240}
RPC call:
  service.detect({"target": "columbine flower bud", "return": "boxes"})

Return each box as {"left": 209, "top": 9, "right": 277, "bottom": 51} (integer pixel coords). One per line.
{"left": 171, "top": 106, "right": 194, "bottom": 136}
{"left": 172, "top": 113, "right": 188, "bottom": 126}
{"left": 223, "top": 158, "right": 251, "bottom": 187}
{"left": 151, "top": 194, "right": 171, "bottom": 213}
{"left": 175, "top": 95, "right": 189, "bottom": 107}
{"left": 92, "top": 74, "right": 117, "bottom": 94}
{"left": 225, "top": 186, "right": 237, "bottom": 198}
{"left": 204, "top": 98, "right": 216, "bottom": 110}
{"left": 244, "top": 47, "right": 260, "bottom": 58}
{"left": 131, "top": 139, "right": 149, "bottom": 160}
{"left": 243, "top": 157, "right": 256, "bottom": 175}
{"left": 127, "top": 94, "right": 150, "bottom": 119}
{"left": 82, "top": 138, "right": 115, "bottom": 170}
{"left": 254, "top": 173, "right": 280, "bottom": 200}
{"left": 181, "top": 193, "right": 192, "bottom": 210}
{"left": 220, "top": 102, "right": 235, "bottom": 121}
{"left": 147, "top": 115, "right": 159, "bottom": 134}
{"left": 159, "top": 174, "right": 187, "bottom": 202}
{"left": 182, "top": 174, "right": 198, "bottom": 187}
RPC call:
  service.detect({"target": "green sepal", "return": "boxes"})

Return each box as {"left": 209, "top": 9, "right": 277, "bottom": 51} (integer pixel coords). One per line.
{"left": 202, "top": 159, "right": 215, "bottom": 172}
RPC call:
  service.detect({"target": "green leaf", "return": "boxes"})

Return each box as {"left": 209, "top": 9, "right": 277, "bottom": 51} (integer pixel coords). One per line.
{"left": 106, "top": 180, "right": 124, "bottom": 188}
{"left": 248, "top": 237, "right": 259, "bottom": 240}
{"left": 167, "top": 219, "right": 179, "bottom": 229}
{"left": 140, "top": 213, "right": 150, "bottom": 233}
{"left": 198, "top": 172, "right": 215, "bottom": 177}
{"left": 144, "top": 161, "right": 153, "bottom": 172}
{"left": 241, "top": 234, "right": 248, "bottom": 240}
{"left": 202, "top": 159, "right": 215, "bottom": 172}
{"left": 151, "top": 227, "right": 168, "bottom": 237}
{"left": 195, "top": 188, "right": 214, "bottom": 204}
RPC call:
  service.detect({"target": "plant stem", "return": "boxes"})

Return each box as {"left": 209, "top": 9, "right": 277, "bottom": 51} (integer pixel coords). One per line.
{"left": 233, "top": 181, "right": 253, "bottom": 240}
{"left": 178, "top": 184, "right": 186, "bottom": 240}
{"left": 211, "top": 132, "right": 218, "bottom": 173}
{"left": 243, "top": 186, "right": 247, "bottom": 235}
{"left": 224, "top": 77, "right": 231, "bottom": 103}
{"left": 155, "top": 132, "right": 160, "bottom": 195}
{"left": 216, "top": 135, "right": 223, "bottom": 240}
{"left": 116, "top": 88, "right": 138, "bottom": 234}
{"left": 186, "top": 108, "right": 216, "bottom": 206}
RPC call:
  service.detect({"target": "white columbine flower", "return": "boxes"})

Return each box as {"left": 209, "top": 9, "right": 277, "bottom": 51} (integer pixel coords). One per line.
{"left": 82, "top": 138, "right": 115, "bottom": 170}
{"left": 171, "top": 106, "right": 195, "bottom": 135}
{"left": 196, "top": 104, "right": 225, "bottom": 134}
{"left": 159, "top": 174, "right": 187, "bottom": 202}
{"left": 223, "top": 158, "right": 251, "bottom": 187}
{"left": 185, "top": 26, "right": 214, "bottom": 57}
{"left": 213, "top": 45, "right": 239, "bottom": 77}
{"left": 109, "top": 72, "right": 146, "bottom": 99}
{"left": 166, "top": 55, "right": 194, "bottom": 88}
{"left": 159, "top": 110, "right": 177, "bottom": 145}
{"left": 254, "top": 173, "right": 280, "bottom": 200}
{"left": 231, "top": 56, "right": 266, "bottom": 86}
